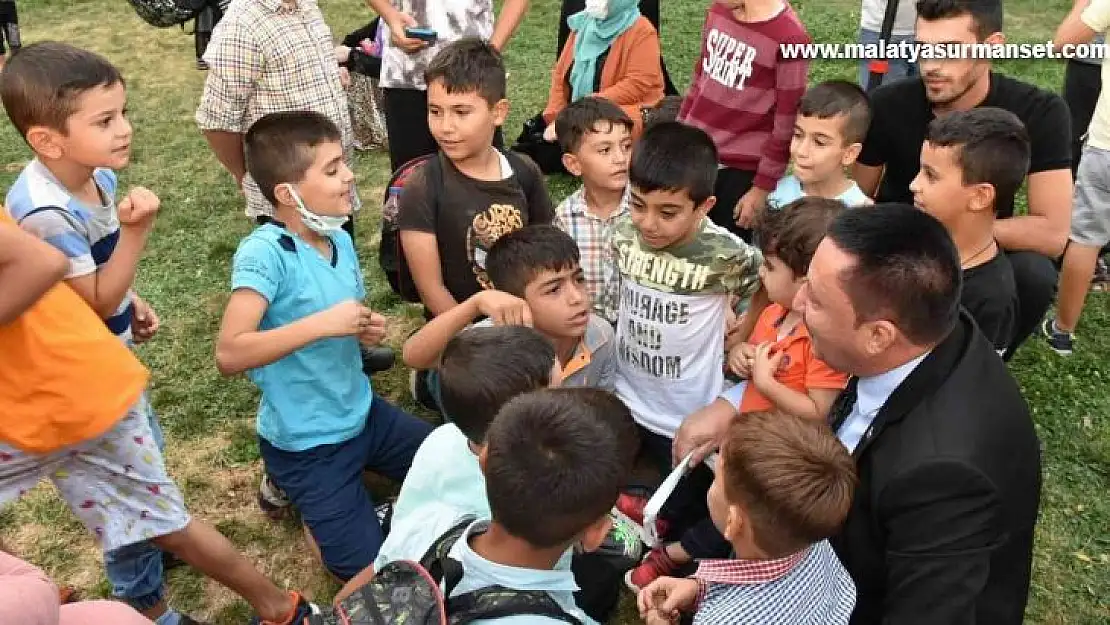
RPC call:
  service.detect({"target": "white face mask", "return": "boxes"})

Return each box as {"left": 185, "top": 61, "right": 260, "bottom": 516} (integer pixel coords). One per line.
{"left": 285, "top": 184, "right": 348, "bottom": 235}
{"left": 585, "top": 0, "right": 609, "bottom": 19}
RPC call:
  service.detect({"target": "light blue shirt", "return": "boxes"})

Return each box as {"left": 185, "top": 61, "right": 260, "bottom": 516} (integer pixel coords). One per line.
{"left": 373, "top": 503, "right": 592, "bottom": 624}
{"left": 231, "top": 223, "right": 372, "bottom": 451}
{"left": 836, "top": 353, "right": 929, "bottom": 453}
{"left": 389, "top": 424, "right": 489, "bottom": 533}
{"left": 767, "top": 175, "right": 872, "bottom": 210}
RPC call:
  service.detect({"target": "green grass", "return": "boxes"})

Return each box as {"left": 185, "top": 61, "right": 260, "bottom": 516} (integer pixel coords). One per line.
{"left": 1, "top": 0, "right": 1107, "bottom": 623}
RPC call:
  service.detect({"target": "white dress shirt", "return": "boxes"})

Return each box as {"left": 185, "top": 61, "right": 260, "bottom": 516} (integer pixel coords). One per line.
{"left": 837, "top": 352, "right": 930, "bottom": 453}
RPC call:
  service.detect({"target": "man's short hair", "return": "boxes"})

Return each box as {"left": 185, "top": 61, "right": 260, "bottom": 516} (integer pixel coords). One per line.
{"left": 486, "top": 225, "right": 580, "bottom": 298}
{"left": 424, "top": 37, "right": 506, "bottom": 105}
{"left": 244, "top": 111, "right": 342, "bottom": 206}
{"left": 554, "top": 96, "right": 633, "bottom": 154}
{"left": 756, "top": 197, "right": 844, "bottom": 277}
{"left": 720, "top": 411, "right": 857, "bottom": 557}
{"left": 827, "top": 203, "right": 962, "bottom": 346}
{"left": 798, "top": 80, "right": 872, "bottom": 145}
{"left": 484, "top": 388, "right": 638, "bottom": 548}
{"left": 630, "top": 122, "right": 719, "bottom": 205}
{"left": 0, "top": 42, "right": 124, "bottom": 136}
{"left": 438, "top": 326, "right": 557, "bottom": 444}
{"left": 916, "top": 0, "right": 1003, "bottom": 39}
{"left": 924, "top": 107, "right": 1030, "bottom": 211}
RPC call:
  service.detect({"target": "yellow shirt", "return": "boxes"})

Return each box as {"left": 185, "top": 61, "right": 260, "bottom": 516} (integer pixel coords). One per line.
{"left": 1081, "top": 0, "right": 1110, "bottom": 149}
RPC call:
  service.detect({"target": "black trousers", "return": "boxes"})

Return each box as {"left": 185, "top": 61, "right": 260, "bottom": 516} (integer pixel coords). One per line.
{"left": 1004, "top": 250, "right": 1058, "bottom": 361}
{"left": 382, "top": 87, "right": 504, "bottom": 173}
{"left": 557, "top": 0, "right": 679, "bottom": 96}
{"left": 708, "top": 167, "right": 757, "bottom": 243}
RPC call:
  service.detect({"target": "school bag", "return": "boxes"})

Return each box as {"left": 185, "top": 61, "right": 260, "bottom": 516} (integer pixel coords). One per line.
{"left": 379, "top": 150, "right": 545, "bottom": 303}
{"left": 307, "top": 516, "right": 583, "bottom": 625}
{"left": 126, "top": 0, "right": 210, "bottom": 28}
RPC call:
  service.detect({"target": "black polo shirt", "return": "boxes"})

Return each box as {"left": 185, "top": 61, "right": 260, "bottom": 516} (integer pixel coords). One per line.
{"left": 858, "top": 72, "right": 1072, "bottom": 218}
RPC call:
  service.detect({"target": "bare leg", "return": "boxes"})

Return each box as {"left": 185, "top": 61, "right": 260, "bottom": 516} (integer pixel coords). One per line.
{"left": 152, "top": 520, "right": 293, "bottom": 622}
{"left": 1055, "top": 242, "right": 1101, "bottom": 332}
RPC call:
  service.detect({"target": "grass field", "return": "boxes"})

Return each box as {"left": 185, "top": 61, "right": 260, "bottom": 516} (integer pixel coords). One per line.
{"left": 0, "top": 0, "right": 1107, "bottom": 623}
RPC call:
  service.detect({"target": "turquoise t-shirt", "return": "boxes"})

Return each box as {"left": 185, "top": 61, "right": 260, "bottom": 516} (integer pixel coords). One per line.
{"left": 231, "top": 223, "right": 372, "bottom": 452}
{"left": 767, "top": 174, "right": 872, "bottom": 209}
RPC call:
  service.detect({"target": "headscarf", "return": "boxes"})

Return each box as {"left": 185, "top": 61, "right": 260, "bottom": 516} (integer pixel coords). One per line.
{"left": 566, "top": 0, "right": 642, "bottom": 102}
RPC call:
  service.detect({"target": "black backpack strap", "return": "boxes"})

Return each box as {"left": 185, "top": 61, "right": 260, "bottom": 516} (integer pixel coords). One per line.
{"left": 419, "top": 516, "right": 476, "bottom": 576}
{"left": 500, "top": 150, "right": 543, "bottom": 202}
{"left": 447, "top": 586, "right": 584, "bottom": 625}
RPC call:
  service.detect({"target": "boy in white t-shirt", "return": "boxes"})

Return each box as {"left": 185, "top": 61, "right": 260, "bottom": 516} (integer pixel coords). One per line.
{"left": 367, "top": 0, "right": 530, "bottom": 171}
{"left": 610, "top": 122, "right": 766, "bottom": 579}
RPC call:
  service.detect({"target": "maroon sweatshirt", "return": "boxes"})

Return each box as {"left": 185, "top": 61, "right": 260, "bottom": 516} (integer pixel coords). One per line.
{"left": 678, "top": 1, "right": 811, "bottom": 191}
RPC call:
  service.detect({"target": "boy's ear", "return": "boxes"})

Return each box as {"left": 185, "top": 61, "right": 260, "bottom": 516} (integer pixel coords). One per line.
{"left": 477, "top": 445, "right": 490, "bottom": 474}
{"left": 273, "top": 183, "right": 296, "bottom": 207}
{"left": 696, "top": 195, "right": 717, "bottom": 218}
{"left": 26, "top": 126, "right": 66, "bottom": 161}
{"left": 722, "top": 503, "right": 746, "bottom": 543}
{"left": 493, "top": 98, "right": 510, "bottom": 127}
{"left": 841, "top": 142, "right": 863, "bottom": 167}
{"left": 578, "top": 514, "right": 613, "bottom": 553}
{"left": 562, "top": 153, "right": 583, "bottom": 177}
{"left": 968, "top": 181, "right": 997, "bottom": 214}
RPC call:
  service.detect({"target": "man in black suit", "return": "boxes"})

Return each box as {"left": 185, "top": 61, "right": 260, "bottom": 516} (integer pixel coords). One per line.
{"left": 674, "top": 204, "right": 1042, "bottom": 624}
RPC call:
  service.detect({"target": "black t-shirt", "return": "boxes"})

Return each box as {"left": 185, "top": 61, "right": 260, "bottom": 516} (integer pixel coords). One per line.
{"left": 859, "top": 73, "right": 1073, "bottom": 217}
{"left": 962, "top": 250, "right": 1018, "bottom": 353}
{"left": 397, "top": 151, "right": 554, "bottom": 304}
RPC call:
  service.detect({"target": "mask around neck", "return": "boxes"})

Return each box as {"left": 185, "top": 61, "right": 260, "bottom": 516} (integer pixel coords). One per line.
{"left": 285, "top": 183, "right": 348, "bottom": 235}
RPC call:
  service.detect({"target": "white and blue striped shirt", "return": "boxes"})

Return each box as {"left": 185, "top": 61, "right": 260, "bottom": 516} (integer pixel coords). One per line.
{"left": 692, "top": 540, "right": 856, "bottom": 625}
{"left": 6, "top": 161, "right": 134, "bottom": 343}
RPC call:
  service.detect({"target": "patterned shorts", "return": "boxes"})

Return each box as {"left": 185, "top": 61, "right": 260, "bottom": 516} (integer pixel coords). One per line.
{"left": 0, "top": 400, "right": 190, "bottom": 553}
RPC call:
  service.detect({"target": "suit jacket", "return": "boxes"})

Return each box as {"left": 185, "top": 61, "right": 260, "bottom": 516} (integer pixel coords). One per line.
{"left": 831, "top": 310, "right": 1042, "bottom": 625}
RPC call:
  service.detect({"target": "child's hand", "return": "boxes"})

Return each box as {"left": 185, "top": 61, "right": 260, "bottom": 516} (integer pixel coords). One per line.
{"left": 335, "top": 45, "right": 351, "bottom": 64}
{"left": 118, "top": 187, "right": 160, "bottom": 232}
{"left": 734, "top": 187, "right": 768, "bottom": 229}
{"left": 386, "top": 12, "right": 428, "bottom": 53}
{"left": 357, "top": 312, "right": 388, "bottom": 347}
{"left": 338, "top": 67, "right": 351, "bottom": 89}
{"left": 475, "top": 290, "right": 533, "bottom": 327}
{"left": 637, "top": 577, "right": 698, "bottom": 624}
{"left": 131, "top": 295, "right": 160, "bottom": 344}
{"left": 318, "top": 299, "right": 375, "bottom": 338}
{"left": 751, "top": 341, "right": 786, "bottom": 389}
{"left": 728, "top": 342, "right": 755, "bottom": 378}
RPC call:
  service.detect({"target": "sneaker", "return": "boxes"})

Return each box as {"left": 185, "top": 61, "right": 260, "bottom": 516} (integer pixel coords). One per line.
{"left": 375, "top": 500, "right": 394, "bottom": 537}
{"left": 258, "top": 473, "right": 292, "bottom": 521}
{"left": 601, "top": 511, "right": 644, "bottom": 564}
{"left": 624, "top": 548, "right": 680, "bottom": 592}
{"left": 196, "top": 59, "right": 209, "bottom": 71}
{"left": 409, "top": 369, "right": 440, "bottom": 413}
{"left": 615, "top": 492, "right": 649, "bottom": 526}
{"left": 360, "top": 346, "right": 396, "bottom": 375}
{"left": 248, "top": 592, "right": 319, "bottom": 625}
{"left": 1040, "top": 318, "right": 1074, "bottom": 356}
{"left": 1092, "top": 257, "right": 1110, "bottom": 292}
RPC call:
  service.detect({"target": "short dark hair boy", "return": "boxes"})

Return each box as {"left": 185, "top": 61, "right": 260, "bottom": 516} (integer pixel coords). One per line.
{"left": 438, "top": 325, "right": 558, "bottom": 444}
{"left": 397, "top": 39, "right": 554, "bottom": 320}
{"left": 403, "top": 224, "right": 617, "bottom": 392}
{"left": 910, "top": 107, "right": 1027, "bottom": 352}
{"left": 0, "top": 41, "right": 123, "bottom": 136}
{"left": 551, "top": 97, "right": 634, "bottom": 325}
{"left": 245, "top": 110, "right": 343, "bottom": 207}
{"left": 798, "top": 80, "right": 872, "bottom": 146}
{"left": 638, "top": 411, "right": 858, "bottom": 624}
{"left": 630, "top": 121, "right": 719, "bottom": 206}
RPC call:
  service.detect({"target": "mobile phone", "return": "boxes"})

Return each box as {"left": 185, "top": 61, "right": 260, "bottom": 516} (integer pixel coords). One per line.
{"left": 404, "top": 27, "right": 438, "bottom": 44}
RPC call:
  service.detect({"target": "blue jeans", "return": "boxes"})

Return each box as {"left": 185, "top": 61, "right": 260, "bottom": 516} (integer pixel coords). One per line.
{"left": 260, "top": 395, "right": 433, "bottom": 580}
{"left": 858, "top": 29, "right": 917, "bottom": 90}
{"left": 103, "top": 393, "right": 169, "bottom": 615}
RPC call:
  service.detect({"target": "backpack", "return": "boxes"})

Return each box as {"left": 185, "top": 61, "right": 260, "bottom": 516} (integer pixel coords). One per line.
{"left": 126, "top": 0, "right": 211, "bottom": 28}
{"left": 379, "top": 150, "right": 544, "bottom": 304}
{"left": 308, "top": 516, "right": 583, "bottom": 625}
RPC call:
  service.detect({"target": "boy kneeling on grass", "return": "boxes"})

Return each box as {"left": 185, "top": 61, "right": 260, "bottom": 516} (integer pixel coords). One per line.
{"left": 638, "top": 411, "right": 858, "bottom": 625}
{"left": 215, "top": 111, "right": 433, "bottom": 585}
{"left": 405, "top": 223, "right": 617, "bottom": 409}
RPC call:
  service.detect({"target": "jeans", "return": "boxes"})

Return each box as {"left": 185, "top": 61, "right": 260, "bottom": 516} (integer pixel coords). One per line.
{"left": 103, "top": 393, "right": 169, "bottom": 615}
{"left": 858, "top": 29, "right": 917, "bottom": 90}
